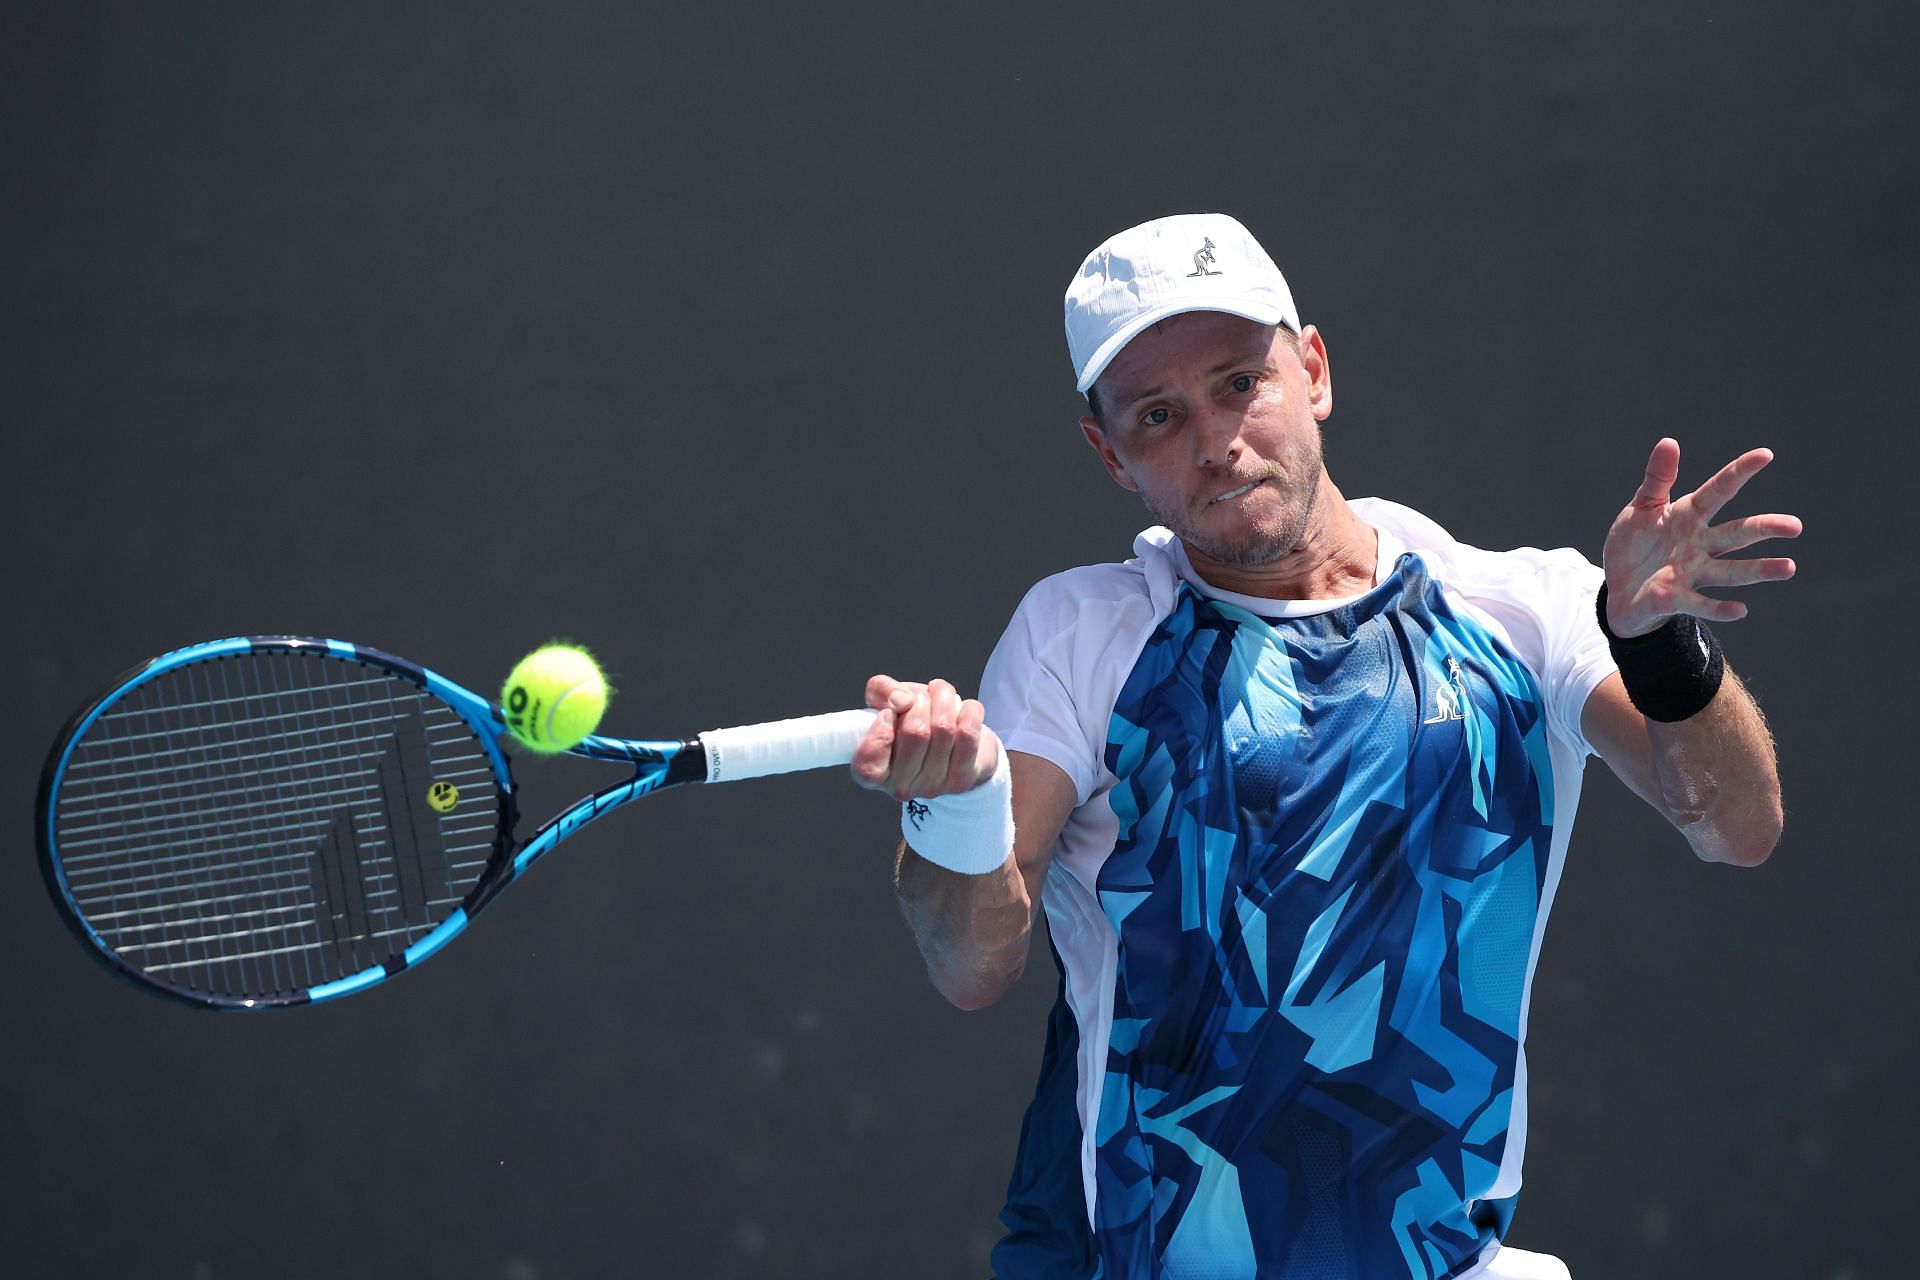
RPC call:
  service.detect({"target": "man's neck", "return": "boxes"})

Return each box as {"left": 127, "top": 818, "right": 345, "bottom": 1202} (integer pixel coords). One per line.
{"left": 1182, "top": 479, "right": 1378, "bottom": 600}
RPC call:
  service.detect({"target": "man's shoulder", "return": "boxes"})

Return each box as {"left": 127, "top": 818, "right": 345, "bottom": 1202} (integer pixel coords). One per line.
{"left": 1022, "top": 558, "right": 1150, "bottom": 604}
{"left": 1356, "top": 495, "right": 1598, "bottom": 587}
{"left": 1014, "top": 540, "right": 1171, "bottom": 619}
{"left": 992, "top": 546, "right": 1176, "bottom": 672}
{"left": 1351, "top": 494, "right": 1460, "bottom": 552}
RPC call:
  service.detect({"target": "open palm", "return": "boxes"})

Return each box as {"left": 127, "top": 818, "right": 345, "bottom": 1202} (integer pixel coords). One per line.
{"left": 1602, "top": 438, "right": 1802, "bottom": 638}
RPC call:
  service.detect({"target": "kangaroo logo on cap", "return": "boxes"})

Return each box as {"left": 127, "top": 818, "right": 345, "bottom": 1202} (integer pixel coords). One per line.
{"left": 1187, "top": 237, "right": 1221, "bottom": 278}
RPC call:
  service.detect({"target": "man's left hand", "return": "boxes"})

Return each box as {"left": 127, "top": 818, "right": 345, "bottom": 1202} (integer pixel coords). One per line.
{"left": 1601, "top": 437, "right": 1802, "bottom": 638}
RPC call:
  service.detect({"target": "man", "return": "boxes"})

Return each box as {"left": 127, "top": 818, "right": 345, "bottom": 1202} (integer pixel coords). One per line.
{"left": 851, "top": 213, "right": 1798, "bottom": 1279}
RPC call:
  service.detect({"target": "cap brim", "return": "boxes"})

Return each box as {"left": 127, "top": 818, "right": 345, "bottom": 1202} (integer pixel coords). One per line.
{"left": 1075, "top": 297, "right": 1293, "bottom": 394}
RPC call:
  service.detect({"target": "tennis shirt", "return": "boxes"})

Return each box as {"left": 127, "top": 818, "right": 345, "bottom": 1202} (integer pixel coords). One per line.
{"left": 979, "top": 496, "right": 1618, "bottom": 1280}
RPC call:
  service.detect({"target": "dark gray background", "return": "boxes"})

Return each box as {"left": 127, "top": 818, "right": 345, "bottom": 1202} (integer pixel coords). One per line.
{"left": 3, "top": 2, "right": 1913, "bottom": 1277}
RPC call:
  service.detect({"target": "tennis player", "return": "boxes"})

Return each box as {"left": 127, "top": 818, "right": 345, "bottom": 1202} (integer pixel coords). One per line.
{"left": 852, "top": 213, "right": 1797, "bottom": 1279}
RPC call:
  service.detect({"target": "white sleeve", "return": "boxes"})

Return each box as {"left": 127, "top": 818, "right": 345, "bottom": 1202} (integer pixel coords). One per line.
{"left": 1514, "top": 548, "right": 1619, "bottom": 758}
{"left": 1454, "top": 545, "right": 1619, "bottom": 759}
{"left": 978, "top": 579, "right": 1103, "bottom": 807}
{"left": 1538, "top": 551, "right": 1619, "bottom": 758}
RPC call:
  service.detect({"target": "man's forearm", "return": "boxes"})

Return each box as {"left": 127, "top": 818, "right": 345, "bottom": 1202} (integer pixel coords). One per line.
{"left": 893, "top": 843, "right": 1033, "bottom": 1010}
{"left": 1646, "top": 666, "right": 1783, "bottom": 865}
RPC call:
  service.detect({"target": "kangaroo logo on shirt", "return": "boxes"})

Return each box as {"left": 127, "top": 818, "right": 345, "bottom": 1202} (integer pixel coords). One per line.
{"left": 1424, "top": 656, "right": 1469, "bottom": 724}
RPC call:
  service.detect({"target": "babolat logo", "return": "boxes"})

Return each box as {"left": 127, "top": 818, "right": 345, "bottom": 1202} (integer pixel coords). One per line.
{"left": 504, "top": 683, "right": 540, "bottom": 740}
{"left": 1188, "top": 237, "right": 1221, "bottom": 277}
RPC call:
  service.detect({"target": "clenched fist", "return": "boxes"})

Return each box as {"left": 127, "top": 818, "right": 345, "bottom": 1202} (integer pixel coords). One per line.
{"left": 851, "top": 674, "right": 1001, "bottom": 803}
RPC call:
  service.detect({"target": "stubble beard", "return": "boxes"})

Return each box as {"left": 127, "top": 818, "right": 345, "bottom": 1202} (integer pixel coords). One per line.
{"left": 1143, "top": 431, "right": 1326, "bottom": 570}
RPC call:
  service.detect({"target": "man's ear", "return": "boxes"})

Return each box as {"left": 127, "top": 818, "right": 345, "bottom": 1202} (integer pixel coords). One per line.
{"left": 1298, "top": 324, "right": 1333, "bottom": 422}
{"left": 1079, "top": 415, "right": 1140, "bottom": 493}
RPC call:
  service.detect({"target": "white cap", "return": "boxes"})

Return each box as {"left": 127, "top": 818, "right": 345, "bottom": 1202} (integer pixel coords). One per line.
{"left": 1063, "top": 212, "right": 1300, "bottom": 394}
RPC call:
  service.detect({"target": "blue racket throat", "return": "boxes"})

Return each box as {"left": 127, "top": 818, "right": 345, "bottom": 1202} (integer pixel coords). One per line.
{"left": 35, "top": 637, "right": 716, "bottom": 1011}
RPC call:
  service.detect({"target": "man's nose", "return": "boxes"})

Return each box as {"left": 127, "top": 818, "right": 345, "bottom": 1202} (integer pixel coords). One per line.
{"left": 1192, "top": 403, "right": 1244, "bottom": 469}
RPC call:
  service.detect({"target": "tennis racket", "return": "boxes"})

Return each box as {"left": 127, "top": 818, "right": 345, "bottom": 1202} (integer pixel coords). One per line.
{"left": 36, "top": 636, "right": 877, "bottom": 1010}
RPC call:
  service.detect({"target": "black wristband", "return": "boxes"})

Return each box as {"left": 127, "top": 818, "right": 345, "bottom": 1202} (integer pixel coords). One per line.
{"left": 1595, "top": 582, "right": 1725, "bottom": 722}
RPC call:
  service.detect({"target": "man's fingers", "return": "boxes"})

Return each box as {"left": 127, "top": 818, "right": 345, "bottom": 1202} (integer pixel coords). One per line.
{"left": 1675, "top": 587, "right": 1750, "bottom": 623}
{"left": 1631, "top": 437, "right": 1682, "bottom": 508}
{"left": 866, "top": 673, "right": 931, "bottom": 714}
{"left": 1706, "top": 512, "right": 1803, "bottom": 555}
{"left": 941, "top": 698, "right": 989, "bottom": 794}
{"left": 1686, "top": 447, "right": 1774, "bottom": 523}
{"left": 910, "top": 679, "right": 961, "bottom": 797}
{"left": 856, "top": 676, "right": 992, "bottom": 800}
{"left": 890, "top": 687, "right": 933, "bottom": 799}
{"left": 1697, "top": 556, "right": 1797, "bottom": 589}
{"left": 850, "top": 707, "right": 897, "bottom": 788}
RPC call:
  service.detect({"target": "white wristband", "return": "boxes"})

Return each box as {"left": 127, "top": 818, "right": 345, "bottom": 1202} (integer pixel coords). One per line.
{"left": 900, "top": 748, "right": 1015, "bottom": 875}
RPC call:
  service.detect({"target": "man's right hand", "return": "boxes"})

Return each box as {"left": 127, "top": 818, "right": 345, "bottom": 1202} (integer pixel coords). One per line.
{"left": 857, "top": 674, "right": 1077, "bottom": 1010}
{"left": 850, "top": 674, "right": 1001, "bottom": 803}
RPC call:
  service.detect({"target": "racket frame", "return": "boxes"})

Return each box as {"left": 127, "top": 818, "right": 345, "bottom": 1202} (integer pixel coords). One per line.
{"left": 36, "top": 636, "right": 706, "bottom": 1011}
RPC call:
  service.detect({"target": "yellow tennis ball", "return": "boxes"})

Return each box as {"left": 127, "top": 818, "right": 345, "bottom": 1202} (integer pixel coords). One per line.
{"left": 500, "top": 644, "right": 609, "bottom": 753}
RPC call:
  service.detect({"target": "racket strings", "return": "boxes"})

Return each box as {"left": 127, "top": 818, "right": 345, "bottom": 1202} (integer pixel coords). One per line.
{"left": 52, "top": 651, "right": 505, "bottom": 998}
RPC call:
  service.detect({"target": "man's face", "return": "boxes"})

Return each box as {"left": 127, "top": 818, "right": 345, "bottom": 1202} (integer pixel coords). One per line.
{"left": 1080, "top": 311, "right": 1333, "bottom": 571}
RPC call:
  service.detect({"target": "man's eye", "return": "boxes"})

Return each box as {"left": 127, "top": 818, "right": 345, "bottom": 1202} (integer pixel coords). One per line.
{"left": 1230, "top": 374, "right": 1257, "bottom": 393}
{"left": 1142, "top": 407, "right": 1171, "bottom": 427}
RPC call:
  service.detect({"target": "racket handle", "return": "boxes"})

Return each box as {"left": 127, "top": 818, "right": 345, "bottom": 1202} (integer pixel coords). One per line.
{"left": 699, "top": 709, "right": 879, "bottom": 783}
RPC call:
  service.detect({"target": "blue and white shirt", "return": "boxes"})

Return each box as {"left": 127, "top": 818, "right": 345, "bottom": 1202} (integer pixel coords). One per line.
{"left": 979, "top": 497, "right": 1617, "bottom": 1280}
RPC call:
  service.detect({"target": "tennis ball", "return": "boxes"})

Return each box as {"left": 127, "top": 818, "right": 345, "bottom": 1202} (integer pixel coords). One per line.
{"left": 501, "top": 644, "right": 609, "bottom": 753}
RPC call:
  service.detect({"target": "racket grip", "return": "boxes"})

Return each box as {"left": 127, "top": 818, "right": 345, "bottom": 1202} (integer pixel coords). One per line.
{"left": 699, "top": 709, "right": 879, "bottom": 783}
